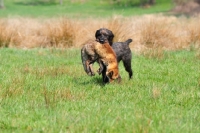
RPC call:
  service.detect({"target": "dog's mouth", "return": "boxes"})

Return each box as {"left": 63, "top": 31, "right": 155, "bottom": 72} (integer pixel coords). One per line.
{"left": 99, "top": 39, "right": 105, "bottom": 44}
{"left": 96, "top": 38, "right": 108, "bottom": 44}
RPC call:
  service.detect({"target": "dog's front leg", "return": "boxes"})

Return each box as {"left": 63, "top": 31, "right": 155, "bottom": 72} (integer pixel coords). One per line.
{"left": 88, "top": 63, "right": 95, "bottom": 76}
{"left": 97, "top": 59, "right": 104, "bottom": 75}
{"left": 85, "top": 60, "right": 95, "bottom": 76}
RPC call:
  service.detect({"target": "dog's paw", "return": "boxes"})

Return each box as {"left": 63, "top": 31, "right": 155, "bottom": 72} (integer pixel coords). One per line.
{"left": 102, "top": 61, "right": 108, "bottom": 66}
{"left": 87, "top": 72, "right": 95, "bottom": 76}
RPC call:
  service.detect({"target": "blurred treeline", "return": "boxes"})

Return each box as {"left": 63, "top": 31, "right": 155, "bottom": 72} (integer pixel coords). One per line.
{"left": 1, "top": 0, "right": 200, "bottom": 7}
{"left": 174, "top": 0, "right": 200, "bottom": 4}
{"left": 107, "top": 0, "right": 200, "bottom": 6}
{"left": 48, "top": 0, "right": 200, "bottom": 6}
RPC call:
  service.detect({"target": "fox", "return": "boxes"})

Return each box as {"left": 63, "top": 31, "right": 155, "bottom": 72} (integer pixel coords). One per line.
{"left": 94, "top": 40, "right": 121, "bottom": 83}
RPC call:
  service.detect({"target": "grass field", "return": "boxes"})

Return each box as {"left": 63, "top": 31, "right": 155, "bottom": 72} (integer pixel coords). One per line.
{"left": 0, "top": 48, "right": 200, "bottom": 132}
{"left": 1, "top": 0, "right": 173, "bottom": 18}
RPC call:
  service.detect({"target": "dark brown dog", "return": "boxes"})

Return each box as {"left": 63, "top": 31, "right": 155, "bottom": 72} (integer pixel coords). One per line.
{"left": 81, "top": 40, "right": 120, "bottom": 83}
{"left": 95, "top": 28, "right": 133, "bottom": 79}
{"left": 81, "top": 28, "right": 133, "bottom": 82}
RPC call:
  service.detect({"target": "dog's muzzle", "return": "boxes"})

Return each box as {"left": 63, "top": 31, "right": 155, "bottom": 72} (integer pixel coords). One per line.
{"left": 99, "top": 39, "right": 105, "bottom": 44}
{"left": 97, "top": 37, "right": 107, "bottom": 44}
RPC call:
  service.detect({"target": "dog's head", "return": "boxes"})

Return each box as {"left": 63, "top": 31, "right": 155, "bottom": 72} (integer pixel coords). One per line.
{"left": 95, "top": 28, "right": 114, "bottom": 45}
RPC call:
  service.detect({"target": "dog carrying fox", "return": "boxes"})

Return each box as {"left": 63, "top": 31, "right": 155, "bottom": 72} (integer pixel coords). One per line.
{"left": 94, "top": 39, "right": 121, "bottom": 83}
{"left": 81, "top": 28, "right": 133, "bottom": 83}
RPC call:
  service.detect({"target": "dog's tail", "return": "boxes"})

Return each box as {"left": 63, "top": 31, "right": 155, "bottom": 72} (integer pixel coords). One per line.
{"left": 125, "top": 39, "right": 132, "bottom": 45}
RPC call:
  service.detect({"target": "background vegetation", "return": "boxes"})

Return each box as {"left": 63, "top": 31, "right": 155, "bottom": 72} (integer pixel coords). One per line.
{"left": 0, "top": 15, "right": 200, "bottom": 51}
{"left": 0, "top": 0, "right": 173, "bottom": 18}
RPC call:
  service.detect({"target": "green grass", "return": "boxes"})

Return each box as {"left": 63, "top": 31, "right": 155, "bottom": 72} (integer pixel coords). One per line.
{"left": 0, "top": 48, "right": 199, "bottom": 132}
{"left": 0, "top": 0, "right": 173, "bottom": 18}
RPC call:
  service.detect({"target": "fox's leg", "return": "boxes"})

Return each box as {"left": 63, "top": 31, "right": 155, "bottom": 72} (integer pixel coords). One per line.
{"left": 97, "top": 59, "right": 108, "bottom": 75}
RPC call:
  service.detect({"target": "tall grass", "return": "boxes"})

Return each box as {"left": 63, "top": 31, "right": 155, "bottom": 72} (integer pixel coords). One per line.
{"left": 0, "top": 15, "right": 200, "bottom": 52}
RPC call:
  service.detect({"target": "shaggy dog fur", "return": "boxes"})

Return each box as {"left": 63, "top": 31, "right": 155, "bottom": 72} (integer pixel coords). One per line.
{"left": 81, "top": 40, "right": 98, "bottom": 76}
{"left": 111, "top": 39, "right": 133, "bottom": 79}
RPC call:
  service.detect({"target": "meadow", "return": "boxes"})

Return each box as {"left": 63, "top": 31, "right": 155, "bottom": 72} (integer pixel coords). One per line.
{"left": 0, "top": 48, "right": 200, "bottom": 132}
{"left": 0, "top": 0, "right": 200, "bottom": 132}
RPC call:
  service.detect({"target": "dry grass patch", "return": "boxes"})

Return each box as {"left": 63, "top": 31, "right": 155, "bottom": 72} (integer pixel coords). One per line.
{"left": 140, "top": 48, "right": 165, "bottom": 59}
{"left": 42, "top": 87, "right": 72, "bottom": 108}
{"left": 42, "top": 86, "right": 85, "bottom": 108}
{"left": 42, "top": 19, "right": 75, "bottom": 48}
{"left": 0, "top": 20, "right": 18, "bottom": 47}
{"left": 0, "top": 15, "right": 200, "bottom": 53}
{"left": 1, "top": 87, "right": 24, "bottom": 99}
{"left": 139, "top": 16, "right": 178, "bottom": 49}
{"left": 187, "top": 17, "right": 200, "bottom": 47}
{"left": 22, "top": 65, "right": 74, "bottom": 78}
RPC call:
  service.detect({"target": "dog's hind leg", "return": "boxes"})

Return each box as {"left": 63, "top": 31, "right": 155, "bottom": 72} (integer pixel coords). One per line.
{"left": 85, "top": 60, "right": 95, "bottom": 76}
{"left": 100, "top": 61, "right": 109, "bottom": 83}
{"left": 123, "top": 59, "right": 133, "bottom": 79}
{"left": 87, "top": 56, "right": 98, "bottom": 76}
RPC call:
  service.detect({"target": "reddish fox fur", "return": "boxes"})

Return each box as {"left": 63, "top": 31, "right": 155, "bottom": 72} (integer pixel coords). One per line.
{"left": 94, "top": 41, "right": 121, "bottom": 83}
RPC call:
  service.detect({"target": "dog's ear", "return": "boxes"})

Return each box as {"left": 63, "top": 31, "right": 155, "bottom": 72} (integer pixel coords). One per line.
{"left": 95, "top": 29, "right": 100, "bottom": 41}
{"left": 109, "top": 30, "right": 114, "bottom": 38}
{"left": 108, "top": 30, "right": 114, "bottom": 45}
